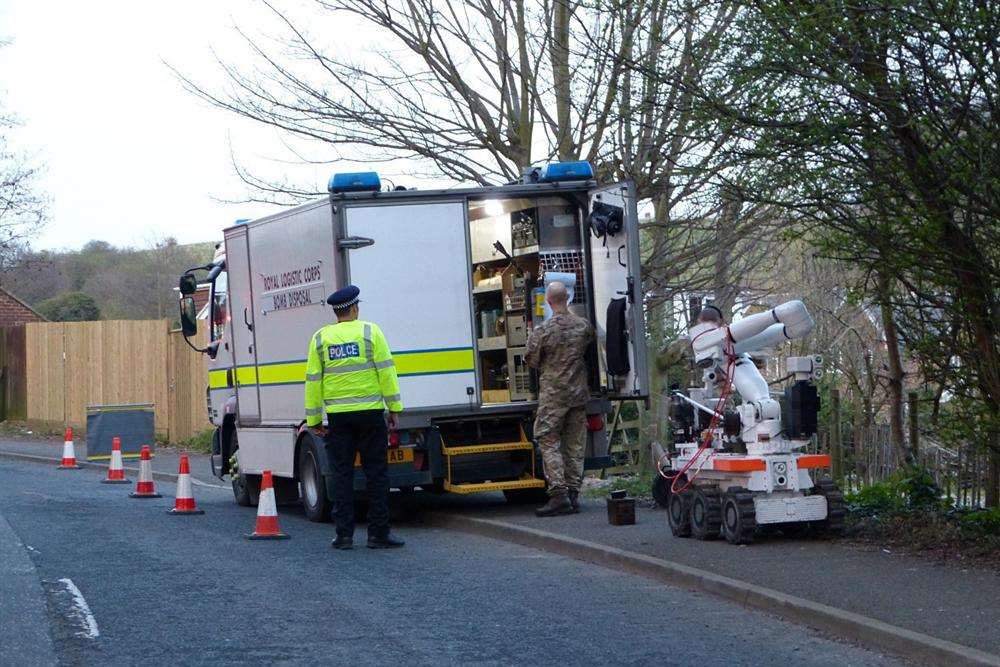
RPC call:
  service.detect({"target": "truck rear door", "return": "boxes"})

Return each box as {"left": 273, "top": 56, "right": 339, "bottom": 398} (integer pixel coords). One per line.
{"left": 588, "top": 182, "right": 649, "bottom": 399}
{"left": 223, "top": 226, "right": 261, "bottom": 422}
{"left": 342, "top": 201, "right": 477, "bottom": 409}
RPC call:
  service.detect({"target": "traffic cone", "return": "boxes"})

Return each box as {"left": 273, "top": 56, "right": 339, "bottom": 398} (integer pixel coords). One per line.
{"left": 100, "top": 436, "right": 130, "bottom": 484}
{"left": 166, "top": 454, "right": 204, "bottom": 515}
{"left": 246, "top": 470, "right": 288, "bottom": 540}
{"left": 57, "top": 427, "right": 81, "bottom": 469}
{"left": 129, "top": 445, "right": 161, "bottom": 498}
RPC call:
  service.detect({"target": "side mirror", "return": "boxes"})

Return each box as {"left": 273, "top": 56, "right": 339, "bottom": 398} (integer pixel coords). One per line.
{"left": 180, "top": 296, "right": 198, "bottom": 337}
{"left": 179, "top": 273, "right": 198, "bottom": 295}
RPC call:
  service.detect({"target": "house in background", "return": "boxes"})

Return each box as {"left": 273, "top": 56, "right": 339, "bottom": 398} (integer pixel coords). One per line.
{"left": 0, "top": 287, "right": 45, "bottom": 326}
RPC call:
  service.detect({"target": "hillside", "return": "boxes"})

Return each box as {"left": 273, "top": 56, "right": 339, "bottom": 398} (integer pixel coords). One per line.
{"left": 2, "top": 238, "right": 217, "bottom": 321}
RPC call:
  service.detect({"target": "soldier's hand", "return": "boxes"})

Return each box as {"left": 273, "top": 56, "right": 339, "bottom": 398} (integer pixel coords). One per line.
{"left": 310, "top": 425, "right": 328, "bottom": 438}
{"left": 387, "top": 412, "right": 400, "bottom": 430}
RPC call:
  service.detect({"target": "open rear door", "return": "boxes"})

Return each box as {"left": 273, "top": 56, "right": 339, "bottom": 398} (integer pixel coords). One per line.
{"left": 588, "top": 182, "right": 648, "bottom": 399}
{"left": 342, "top": 201, "right": 477, "bottom": 410}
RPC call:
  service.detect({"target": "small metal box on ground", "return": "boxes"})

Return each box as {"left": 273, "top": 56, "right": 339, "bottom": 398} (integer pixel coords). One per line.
{"left": 85, "top": 403, "right": 155, "bottom": 461}
{"left": 607, "top": 490, "right": 636, "bottom": 525}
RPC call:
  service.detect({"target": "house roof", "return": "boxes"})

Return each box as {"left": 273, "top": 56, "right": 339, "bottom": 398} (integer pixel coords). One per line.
{"left": 0, "top": 286, "right": 46, "bottom": 321}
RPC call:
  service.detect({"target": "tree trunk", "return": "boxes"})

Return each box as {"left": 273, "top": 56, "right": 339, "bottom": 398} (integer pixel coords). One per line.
{"left": 550, "top": 0, "right": 574, "bottom": 161}
{"left": 876, "top": 273, "right": 914, "bottom": 467}
{"left": 712, "top": 191, "right": 741, "bottom": 320}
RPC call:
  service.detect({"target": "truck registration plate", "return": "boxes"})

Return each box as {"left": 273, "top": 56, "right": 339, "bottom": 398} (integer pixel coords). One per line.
{"left": 354, "top": 448, "right": 414, "bottom": 466}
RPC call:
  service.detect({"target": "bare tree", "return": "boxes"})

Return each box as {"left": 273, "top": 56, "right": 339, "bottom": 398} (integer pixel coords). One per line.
{"left": 0, "top": 115, "right": 47, "bottom": 274}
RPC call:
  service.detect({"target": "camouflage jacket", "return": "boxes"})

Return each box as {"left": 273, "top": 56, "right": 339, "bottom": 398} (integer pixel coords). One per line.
{"left": 525, "top": 312, "right": 594, "bottom": 407}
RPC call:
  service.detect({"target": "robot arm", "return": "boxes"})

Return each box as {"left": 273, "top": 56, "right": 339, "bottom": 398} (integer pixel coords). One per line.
{"left": 692, "top": 300, "right": 814, "bottom": 362}
{"left": 727, "top": 300, "right": 814, "bottom": 345}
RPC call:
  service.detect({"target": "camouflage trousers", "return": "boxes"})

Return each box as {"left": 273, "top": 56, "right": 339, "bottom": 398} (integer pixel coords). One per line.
{"left": 534, "top": 403, "right": 586, "bottom": 496}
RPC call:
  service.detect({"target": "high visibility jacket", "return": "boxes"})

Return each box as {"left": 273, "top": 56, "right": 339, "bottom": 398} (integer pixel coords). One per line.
{"left": 304, "top": 320, "right": 403, "bottom": 426}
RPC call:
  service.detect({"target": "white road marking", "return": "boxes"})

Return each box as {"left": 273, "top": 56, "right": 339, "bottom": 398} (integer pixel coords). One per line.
{"left": 190, "top": 478, "right": 228, "bottom": 490}
{"left": 56, "top": 578, "right": 100, "bottom": 639}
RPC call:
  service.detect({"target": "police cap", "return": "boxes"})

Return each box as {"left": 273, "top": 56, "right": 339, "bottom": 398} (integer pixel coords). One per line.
{"left": 326, "top": 285, "right": 361, "bottom": 310}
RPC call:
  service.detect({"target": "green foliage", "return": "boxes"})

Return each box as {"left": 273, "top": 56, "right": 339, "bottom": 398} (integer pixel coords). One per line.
{"left": 847, "top": 468, "right": 1000, "bottom": 555}
{"left": 4, "top": 239, "right": 215, "bottom": 321}
{"left": 36, "top": 291, "right": 100, "bottom": 321}
{"left": 176, "top": 428, "right": 214, "bottom": 454}
{"left": 848, "top": 480, "right": 907, "bottom": 515}
{"left": 583, "top": 471, "right": 653, "bottom": 500}
{"left": 960, "top": 508, "right": 1000, "bottom": 538}
{"left": 846, "top": 466, "right": 943, "bottom": 516}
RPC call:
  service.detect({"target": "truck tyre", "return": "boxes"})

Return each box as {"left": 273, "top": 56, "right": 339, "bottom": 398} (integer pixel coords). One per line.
{"left": 298, "top": 438, "right": 332, "bottom": 523}
{"left": 228, "top": 429, "right": 259, "bottom": 507}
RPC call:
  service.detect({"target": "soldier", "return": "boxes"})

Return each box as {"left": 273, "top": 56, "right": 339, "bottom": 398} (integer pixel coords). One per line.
{"left": 525, "top": 281, "right": 595, "bottom": 517}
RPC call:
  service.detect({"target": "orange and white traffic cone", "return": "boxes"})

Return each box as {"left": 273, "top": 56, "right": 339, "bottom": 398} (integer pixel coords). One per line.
{"left": 129, "top": 445, "right": 161, "bottom": 498}
{"left": 57, "top": 427, "right": 81, "bottom": 469}
{"left": 166, "top": 454, "right": 204, "bottom": 515}
{"left": 246, "top": 470, "right": 288, "bottom": 540}
{"left": 100, "top": 436, "right": 130, "bottom": 484}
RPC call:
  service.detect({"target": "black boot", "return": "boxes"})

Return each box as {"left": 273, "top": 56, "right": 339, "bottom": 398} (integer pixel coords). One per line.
{"left": 568, "top": 489, "right": 581, "bottom": 513}
{"left": 535, "top": 491, "right": 574, "bottom": 517}
{"left": 331, "top": 535, "right": 354, "bottom": 550}
{"left": 367, "top": 533, "right": 405, "bottom": 549}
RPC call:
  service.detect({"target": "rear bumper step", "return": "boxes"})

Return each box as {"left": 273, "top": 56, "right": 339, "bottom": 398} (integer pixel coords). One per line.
{"left": 443, "top": 475, "right": 546, "bottom": 494}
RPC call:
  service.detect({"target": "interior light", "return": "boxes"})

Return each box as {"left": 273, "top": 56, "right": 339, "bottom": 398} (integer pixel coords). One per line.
{"left": 484, "top": 199, "right": 505, "bottom": 217}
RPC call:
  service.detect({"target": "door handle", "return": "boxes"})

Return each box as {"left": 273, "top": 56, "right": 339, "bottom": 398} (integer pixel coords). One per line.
{"left": 338, "top": 236, "right": 375, "bottom": 250}
{"left": 243, "top": 308, "right": 254, "bottom": 332}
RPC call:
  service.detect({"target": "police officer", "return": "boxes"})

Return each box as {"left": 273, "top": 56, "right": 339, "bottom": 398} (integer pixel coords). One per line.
{"left": 525, "top": 281, "right": 595, "bottom": 517}
{"left": 304, "top": 285, "right": 405, "bottom": 550}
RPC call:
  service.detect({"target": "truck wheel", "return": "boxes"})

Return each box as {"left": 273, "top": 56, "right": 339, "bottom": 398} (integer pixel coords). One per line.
{"left": 228, "top": 430, "right": 259, "bottom": 507}
{"left": 298, "top": 439, "right": 332, "bottom": 523}
{"left": 232, "top": 472, "right": 251, "bottom": 506}
{"left": 690, "top": 486, "right": 722, "bottom": 540}
{"left": 722, "top": 487, "right": 756, "bottom": 545}
{"left": 667, "top": 490, "right": 692, "bottom": 537}
{"left": 503, "top": 487, "right": 549, "bottom": 505}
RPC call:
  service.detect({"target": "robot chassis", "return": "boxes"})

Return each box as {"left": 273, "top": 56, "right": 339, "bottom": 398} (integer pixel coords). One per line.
{"left": 652, "top": 300, "right": 845, "bottom": 545}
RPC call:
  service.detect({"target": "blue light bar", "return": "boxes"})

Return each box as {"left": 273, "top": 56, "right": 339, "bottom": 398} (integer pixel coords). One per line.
{"left": 537, "top": 161, "right": 594, "bottom": 183}
{"left": 234, "top": 218, "right": 250, "bottom": 225}
{"left": 328, "top": 171, "right": 381, "bottom": 194}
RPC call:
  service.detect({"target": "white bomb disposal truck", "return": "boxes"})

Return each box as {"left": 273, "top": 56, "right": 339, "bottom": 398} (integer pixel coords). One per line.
{"left": 177, "top": 161, "right": 648, "bottom": 519}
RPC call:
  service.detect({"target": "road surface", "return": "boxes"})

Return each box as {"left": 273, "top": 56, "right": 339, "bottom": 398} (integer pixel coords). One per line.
{"left": 0, "top": 459, "right": 905, "bottom": 666}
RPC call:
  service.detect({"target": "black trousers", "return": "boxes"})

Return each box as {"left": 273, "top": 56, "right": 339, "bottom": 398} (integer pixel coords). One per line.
{"left": 325, "top": 409, "right": 390, "bottom": 539}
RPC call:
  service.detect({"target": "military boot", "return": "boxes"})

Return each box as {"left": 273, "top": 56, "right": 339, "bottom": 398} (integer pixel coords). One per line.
{"left": 568, "top": 489, "right": 581, "bottom": 513}
{"left": 535, "top": 490, "right": 574, "bottom": 517}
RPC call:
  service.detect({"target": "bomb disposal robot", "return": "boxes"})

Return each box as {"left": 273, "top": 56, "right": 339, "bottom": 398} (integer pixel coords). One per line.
{"left": 652, "top": 300, "right": 845, "bottom": 544}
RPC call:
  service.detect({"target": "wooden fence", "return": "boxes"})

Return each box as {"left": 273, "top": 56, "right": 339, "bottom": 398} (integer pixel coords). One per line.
{"left": 21, "top": 320, "right": 211, "bottom": 442}
{"left": 820, "top": 391, "right": 993, "bottom": 508}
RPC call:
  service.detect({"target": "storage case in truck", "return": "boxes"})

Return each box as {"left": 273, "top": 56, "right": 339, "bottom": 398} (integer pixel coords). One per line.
{"left": 177, "top": 161, "right": 649, "bottom": 519}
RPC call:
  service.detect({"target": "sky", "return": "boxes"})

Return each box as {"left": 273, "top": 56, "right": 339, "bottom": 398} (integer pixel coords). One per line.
{"left": 0, "top": 0, "right": 387, "bottom": 251}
